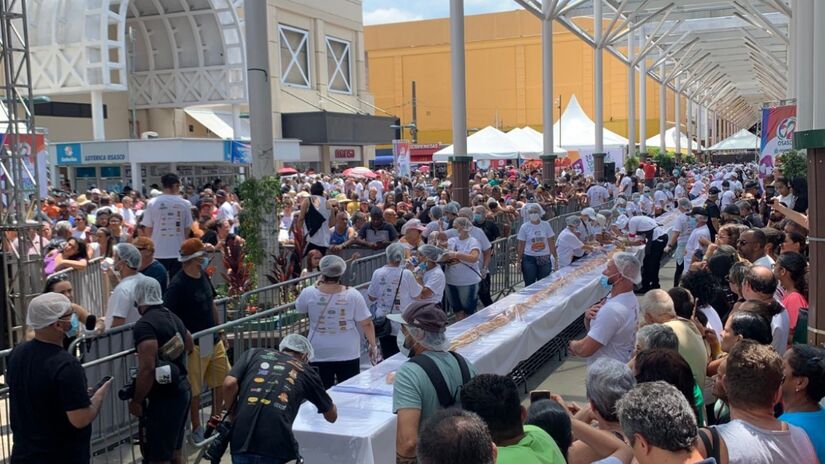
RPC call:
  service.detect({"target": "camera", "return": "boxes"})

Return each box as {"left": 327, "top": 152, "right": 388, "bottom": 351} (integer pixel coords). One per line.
{"left": 118, "top": 367, "right": 138, "bottom": 401}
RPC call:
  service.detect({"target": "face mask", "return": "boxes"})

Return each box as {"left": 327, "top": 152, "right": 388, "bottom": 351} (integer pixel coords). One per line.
{"left": 688, "top": 217, "right": 697, "bottom": 229}
{"left": 66, "top": 314, "right": 79, "bottom": 338}
{"left": 599, "top": 275, "right": 613, "bottom": 291}
{"left": 201, "top": 256, "right": 210, "bottom": 271}
{"left": 473, "top": 214, "right": 483, "bottom": 224}
{"left": 396, "top": 330, "right": 416, "bottom": 358}
{"left": 418, "top": 262, "right": 429, "bottom": 273}
{"left": 529, "top": 213, "right": 541, "bottom": 222}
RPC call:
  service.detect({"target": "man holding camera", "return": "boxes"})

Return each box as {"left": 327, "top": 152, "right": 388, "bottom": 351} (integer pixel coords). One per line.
{"left": 128, "top": 277, "right": 194, "bottom": 464}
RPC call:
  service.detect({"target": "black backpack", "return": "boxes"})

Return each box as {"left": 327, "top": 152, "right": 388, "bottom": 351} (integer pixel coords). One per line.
{"left": 408, "top": 351, "right": 471, "bottom": 408}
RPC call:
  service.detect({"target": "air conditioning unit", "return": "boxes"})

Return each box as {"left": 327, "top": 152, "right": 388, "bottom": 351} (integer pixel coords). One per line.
{"left": 140, "top": 131, "right": 159, "bottom": 139}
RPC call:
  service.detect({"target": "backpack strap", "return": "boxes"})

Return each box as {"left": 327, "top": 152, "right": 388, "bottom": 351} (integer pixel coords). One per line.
{"left": 698, "top": 426, "right": 721, "bottom": 464}
{"left": 449, "top": 351, "right": 471, "bottom": 385}
{"left": 408, "top": 354, "right": 454, "bottom": 408}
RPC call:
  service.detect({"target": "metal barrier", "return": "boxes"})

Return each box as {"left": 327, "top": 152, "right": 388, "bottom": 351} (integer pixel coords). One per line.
{"left": 46, "top": 257, "right": 108, "bottom": 316}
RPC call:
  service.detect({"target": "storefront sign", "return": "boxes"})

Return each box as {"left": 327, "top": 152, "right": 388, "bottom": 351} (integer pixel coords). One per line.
{"left": 331, "top": 145, "right": 362, "bottom": 162}
{"left": 56, "top": 142, "right": 129, "bottom": 165}
{"left": 56, "top": 143, "right": 82, "bottom": 165}
{"left": 223, "top": 140, "right": 251, "bottom": 165}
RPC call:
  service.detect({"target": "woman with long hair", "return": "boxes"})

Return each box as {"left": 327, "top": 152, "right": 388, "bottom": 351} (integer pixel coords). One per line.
{"left": 775, "top": 251, "right": 808, "bottom": 334}
{"left": 53, "top": 238, "right": 88, "bottom": 272}
{"left": 89, "top": 227, "right": 115, "bottom": 259}
{"left": 779, "top": 345, "right": 825, "bottom": 463}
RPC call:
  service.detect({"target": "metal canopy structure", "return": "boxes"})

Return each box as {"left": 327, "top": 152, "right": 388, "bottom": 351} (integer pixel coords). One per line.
{"left": 513, "top": 0, "right": 790, "bottom": 135}
{"left": 27, "top": 0, "right": 246, "bottom": 109}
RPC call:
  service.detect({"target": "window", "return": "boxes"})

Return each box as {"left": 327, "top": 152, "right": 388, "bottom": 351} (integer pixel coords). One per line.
{"left": 279, "top": 25, "right": 310, "bottom": 88}
{"left": 34, "top": 102, "right": 108, "bottom": 119}
{"left": 326, "top": 37, "right": 352, "bottom": 94}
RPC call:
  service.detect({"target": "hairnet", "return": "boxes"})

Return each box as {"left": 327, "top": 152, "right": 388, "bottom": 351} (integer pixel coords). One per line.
{"left": 599, "top": 209, "right": 613, "bottom": 220}
{"left": 565, "top": 215, "right": 581, "bottom": 227}
{"left": 453, "top": 217, "right": 472, "bottom": 231}
{"left": 595, "top": 214, "right": 607, "bottom": 228}
{"left": 429, "top": 205, "right": 443, "bottom": 219}
{"left": 26, "top": 292, "right": 71, "bottom": 330}
{"left": 443, "top": 203, "right": 459, "bottom": 215}
{"left": 386, "top": 242, "right": 407, "bottom": 263}
{"left": 115, "top": 243, "right": 141, "bottom": 269}
{"left": 279, "top": 333, "right": 315, "bottom": 360}
{"left": 134, "top": 276, "right": 164, "bottom": 307}
{"left": 678, "top": 198, "right": 692, "bottom": 210}
{"left": 407, "top": 325, "right": 449, "bottom": 351}
{"left": 418, "top": 244, "right": 445, "bottom": 262}
{"left": 613, "top": 252, "right": 642, "bottom": 285}
{"left": 458, "top": 207, "right": 473, "bottom": 219}
{"left": 522, "top": 203, "right": 545, "bottom": 218}
{"left": 319, "top": 254, "right": 347, "bottom": 277}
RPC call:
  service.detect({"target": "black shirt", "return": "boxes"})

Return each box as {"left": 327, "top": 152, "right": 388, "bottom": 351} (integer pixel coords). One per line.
{"left": 133, "top": 305, "right": 191, "bottom": 397}
{"left": 704, "top": 199, "right": 721, "bottom": 242}
{"left": 477, "top": 219, "right": 501, "bottom": 243}
{"left": 229, "top": 349, "right": 332, "bottom": 460}
{"left": 164, "top": 270, "right": 216, "bottom": 334}
{"left": 8, "top": 340, "right": 92, "bottom": 463}
{"left": 141, "top": 259, "right": 169, "bottom": 295}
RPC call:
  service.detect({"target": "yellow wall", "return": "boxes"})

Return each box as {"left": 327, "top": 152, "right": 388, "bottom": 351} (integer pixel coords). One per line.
{"left": 365, "top": 10, "right": 684, "bottom": 145}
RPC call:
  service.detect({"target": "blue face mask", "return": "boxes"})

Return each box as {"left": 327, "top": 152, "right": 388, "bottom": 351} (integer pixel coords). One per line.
{"left": 688, "top": 217, "right": 698, "bottom": 229}
{"left": 473, "top": 214, "right": 483, "bottom": 224}
{"left": 66, "top": 314, "right": 79, "bottom": 338}
{"left": 201, "top": 256, "right": 210, "bottom": 271}
{"left": 599, "top": 275, "right": 613, "bottom": 291}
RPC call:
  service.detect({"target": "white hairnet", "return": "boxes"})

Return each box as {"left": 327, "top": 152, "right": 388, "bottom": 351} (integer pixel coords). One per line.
{"left": 521, "top": 203, "right": 545, "bottom": 218}
{"left": 443, "top": 203, "right": 459, "bottom": 215}
{"left": 386, "top": 243, "right": 407, "bottom": 263}
{"left": 565, "top": 215, "right": 581, "bottom": 227}
{"left": 429, "top": 205, "right": 443, "bottom": 219}
{"left": 114, "top": 243, "right": 141, "bottom": 269}
{"left": 613, "top": 252, "right": 642, "bottom": 285}
{"left": 595, "top": 214, "right": 607, "bottom": 228}
{"left": 27, "top": 292, "right": 71, "bottom": 330}
{"left": 134, "top": 276, "right": 164, "bottom": 307}
{"left": 319, "top": 254, "right": 346, "bottom": 277}
{"left": 418, "top": 244, "right": 445, "bottom": 262}
{"left": 458, "top": 207, "right": 473, "bottom": 219}
{"left": 280, "top": 333, "right": 315, "bottom": 360}
{"left": 407, "top": 325, "right": 449, "bottom": 351}
{"left": 453, "top": 217, "right": 472, "bottom": 231}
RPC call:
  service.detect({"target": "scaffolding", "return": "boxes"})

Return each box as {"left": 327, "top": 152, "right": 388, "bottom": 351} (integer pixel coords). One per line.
{"left": 0, "top": 0, "right": 40, "bottom": 349}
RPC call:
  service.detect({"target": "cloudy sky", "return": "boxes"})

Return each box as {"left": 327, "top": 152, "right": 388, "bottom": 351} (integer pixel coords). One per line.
{"left": 363, "top": 0, "right": 523, "bottom": 25}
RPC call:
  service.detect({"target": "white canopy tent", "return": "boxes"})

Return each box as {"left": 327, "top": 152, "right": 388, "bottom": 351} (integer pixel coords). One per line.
{"left": 433, "top": 126, "right": 520, "bottom": 161}
{"left": 505, "top": 127, "right": 567, "bottom": 158}
{"left": 553, "top": 95, "right": 629, "bottom": 148}
{"left": 706, "top": 129, "right": 760, "bottom": 151}
{"left": 644, "top": 127, "right": 702, "bottom": 153}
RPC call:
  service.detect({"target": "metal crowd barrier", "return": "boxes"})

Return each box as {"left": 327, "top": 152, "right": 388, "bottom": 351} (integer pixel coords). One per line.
{"left": 46, "top": 257, "right": 108, "bottom": 316}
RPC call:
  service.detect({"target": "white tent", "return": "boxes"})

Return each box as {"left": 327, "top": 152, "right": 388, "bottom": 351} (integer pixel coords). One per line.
{"left": 433, "top": 126, "right": 520, "bottom": 161}
{"left": 505, "top": 127, "right": 567, "bottom": 158}
{"left": 706, "top": 129, "right": 760, "bottom": 151}
{"left": 644, "top": 126, "right": 702, "bottom": 153}
{"left": 553, "top": 94, "right": 629, "bottom": 147}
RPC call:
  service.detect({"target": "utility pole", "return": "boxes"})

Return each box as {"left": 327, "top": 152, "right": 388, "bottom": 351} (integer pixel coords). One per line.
{"left": 411, "top": 81, "right": 418, "bottom": 143}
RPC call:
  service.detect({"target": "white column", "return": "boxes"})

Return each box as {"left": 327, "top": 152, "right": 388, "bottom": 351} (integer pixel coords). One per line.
{"left": 131, "top": 161, "right": 142, "bottom": 193}
{"left": 450, "top": 0, "right": 467, "bottom": 156}
{"left": 639, "top": 31, "right": 647, "bottom": 154}
{"left": 245, "top": 0, "right": 275, "bottom": 175}
{"left": 675, "top": 82, "right": 681, "bottom": 155}
{"left": 231, "top": 104, "right": 241, "bottom": 140}
{"left": 91, "top": 91, "right": 105, "bottom": 141}
{"left": 542, "top": 0, "right": 555, "bottom": 155}
{"left": 593, "top": 0, "right": 604, "bottom": 153}
{"left": 788, "top": 0, "right": 798, "bottom": 99}
{"left": 711, "top": 111, "right": 717, "bottom": 146}
{"left": 627, "top": 30, "right": 636, "bottom": 154}
{"left": 813, "top": 0, "right": 825, "bottom": 129}
{"left": 659, "top": 65, "right": 666, "bottom": 153}
{"left": 686, "top": 98, "right": 692, "bottom": 153}
{"left": 797, "top": 0, "right": 814, "bottom": 131}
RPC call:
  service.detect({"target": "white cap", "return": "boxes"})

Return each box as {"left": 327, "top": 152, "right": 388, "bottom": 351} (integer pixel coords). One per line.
{"left": 26, "top": 293, "right": 71, "bottom": 330}
{"left": 581, "top": 207, "right": 597, "bottom": 220}
{"left": 401, "top": 219, "right": 426, "bottom": 235}
{"left": 279, "top": 333, "right": 315, "bottom": 361}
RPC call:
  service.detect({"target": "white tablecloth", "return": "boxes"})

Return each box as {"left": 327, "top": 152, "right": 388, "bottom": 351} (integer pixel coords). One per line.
{"left": 293, "top": 248, "right": 628, "bottom": 462}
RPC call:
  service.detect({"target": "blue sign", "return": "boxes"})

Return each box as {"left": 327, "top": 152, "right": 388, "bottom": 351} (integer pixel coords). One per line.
{"left": 223, "top": 140, "right": 251, "bottom": 165}
{"left": 56, "top": 143, "right": 82, "bottom": 165}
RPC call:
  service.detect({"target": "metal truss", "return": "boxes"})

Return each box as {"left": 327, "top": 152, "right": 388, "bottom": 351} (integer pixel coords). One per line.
{"left": 0, "top": 0, "right": 41, "bottom": 348}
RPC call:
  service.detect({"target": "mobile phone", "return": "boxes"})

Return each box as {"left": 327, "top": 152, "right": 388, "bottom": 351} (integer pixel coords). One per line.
{"left": 89, "top": 375, "right": 112, "bottom": 396}
{"left": 530, "top": 390, "right": 552, "bottom": 403}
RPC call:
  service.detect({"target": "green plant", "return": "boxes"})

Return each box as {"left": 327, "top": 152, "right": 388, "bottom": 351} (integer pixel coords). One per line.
{"left": 682, "top": 152, "right": 697, "bottom": 166}
{"left": 777, "top": 150, "right": 807, "bottom": 180}
{"left": 624, "top": 154, "right": 640, "bottom": 173}
{"left": 652, "top": 151, "right": 675, "bottom": 175}
{"left": 238, "top": 176, "right": 281, "bottom": 266}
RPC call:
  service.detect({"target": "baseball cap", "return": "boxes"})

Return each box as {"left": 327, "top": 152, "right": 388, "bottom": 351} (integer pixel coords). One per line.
{"left": 708, "top": 187, "right": 720, "bottom": 196}
{"left": 401, "top": 219, "right": 426, "bottom": 234}
{"left": 386, "top": 301, "right": 448, "bottom": 333}
{"left": 216, "top": 189, "right": 227, "bottom": 197}
{"left": 723, "top": 205, "right": 740, "bottom": 216}
{"left": 179, "top": 238, "right": 206, "bottom": 262}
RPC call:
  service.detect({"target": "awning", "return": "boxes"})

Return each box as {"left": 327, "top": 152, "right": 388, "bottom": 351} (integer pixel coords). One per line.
{"left": 184, "top": 107, "right": 250, "bottom": 140}
{"left": 374, "top": 154, "right": 394, "bottom": 166}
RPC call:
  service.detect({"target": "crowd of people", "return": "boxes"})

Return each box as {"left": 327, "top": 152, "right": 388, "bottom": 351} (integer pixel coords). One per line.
{"left": 5, "top": 158, "right": 824, "bottom": 464}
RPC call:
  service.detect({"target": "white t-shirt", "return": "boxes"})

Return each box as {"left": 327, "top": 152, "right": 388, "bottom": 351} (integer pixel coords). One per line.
{"left": 685, "top": 224, "right": 710, "bottom": 263}
{"left": 367, "top": 266, "right": 422, "bottom": 335}
{"left": 556, "top": 228, "right": 584, "bottom": 268}
{"left": 420, "top": 266, "right": 446, "bottom": 305}
{"left": 295, "top": 286, "right": 371, "bottom": 362}
{"left": 698, "top": 304, "right": 723, "bottom": 342}
{"left": 653, "top": 190, "right": 668, "bottom": 209}
{"left": 771, "top": 308, "right": 790, "bottom": 355}
{"left": 619, "top": 176, "right": 632, "bottom": 195}
{"left": 753, "top": 254, "right": 775, "bottom": 269}
{"left": 368, "top": 180, "right": 384, "bottom": 203}
{"left": 639, "top": 195, "right": 654, "bottom": 215}
{"left": 121, "top": 208, "right": 137, "bottom": 226}
{"left": 217, "top": 201, "right": 236, "bottom": 223}
{"left": 587, "top": 291, "right": 639, "bottom": 364}
{"left": 721, "top": 190, "right": 737, "bottom": 209}
{"left": 305, "top": 196, "right": 331, "bottom": 248}
{"left": 627, "top": 216, "right": 658, "bottom": 236}
{"left": 446, "top": 226, "right": 491, "bottom": 271}
{"left": 423, "top": 219, "right": 442, "bottom": 241}
{"left": 635, "top": 168, "right": 645, "bottom": 179}
{"left": 105, "top": 273, "right": 146, "bottom": 330}
{"left": 778, "top": 193, "right": 796, "bottom": 210}
{"left": 517, "top": 221, "right": 555, "bottom": 257}
{"left": 675, "top": 184, "right": 687, "bottom": 199}
{"left": 141, "top": 194, "right": 193, "bottom": 259}
{"left": 587, "top": 185, "right": 610, "bottom": 207}
{"left": 445, "top": 236, "right": 482, "bottom": 286}
{"left": 690, "top": 181, "right": 705, "bottom": 197}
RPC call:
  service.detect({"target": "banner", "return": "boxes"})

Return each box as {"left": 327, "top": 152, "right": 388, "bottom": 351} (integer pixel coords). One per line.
{"left": 223, "top": 140, "right": 251, "bottom": 165}
{"left": 567, "top": 147, "right": 624, "bottom": 176}
{"left": 759, "top": 104, "right": 796, "bottom": 178}
{"left": 0, "top": 133, "right": 48, "bottom": 200}
{"left": 392, "top": 139, "right": 411, "bottom": 177}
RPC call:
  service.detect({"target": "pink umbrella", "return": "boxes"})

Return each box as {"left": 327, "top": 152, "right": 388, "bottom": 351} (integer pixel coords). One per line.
{"left": 342, "top": 167, "right": 377, "bottom": 178}
{"left": 418, "top": 165, "right": 430, "bottom": 173}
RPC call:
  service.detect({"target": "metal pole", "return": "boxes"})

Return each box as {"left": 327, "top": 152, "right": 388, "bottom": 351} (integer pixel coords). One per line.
{"left": 686, "top": 98, "right": 692, "bottom": 155}
{"left": 593, "top": 0, "right": 604, "bottom": 153}
{"left": 659, "top": 64, "right": 666, "bottom": 153}
{"left": 812, "top": 0, "right": 825, "bottom": 129}
{"left": 411, "top": 80, "right": 418, "bottom": 143}
{"left": 245, "top": 0, "right": 275, "bottom": 176}
{"left": 675, "top": 81, "right": 681, "bottom": 156}
{"left": 788, "top": 0, "right": 798, "bottom": 99}
{"left": 541, "top": 0, "right": 557, "bottom": 188}
{"left": 627, "top": 28, "right": 636, "bottom": 156}
{"left": 449, "top": 0, "right": 470, "bottom": 206}
{"left": 639, "top": 30, "right": 647, "bottom": 157}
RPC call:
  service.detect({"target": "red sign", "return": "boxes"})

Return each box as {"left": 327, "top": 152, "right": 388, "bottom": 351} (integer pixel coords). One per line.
{"left": 334, "top": 148, "right": 356, "bottom": 159}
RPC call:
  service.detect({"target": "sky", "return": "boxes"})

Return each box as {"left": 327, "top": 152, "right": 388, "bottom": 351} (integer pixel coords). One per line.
{"left": 363, "top": 0, "right": 523, "bottom": 25}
